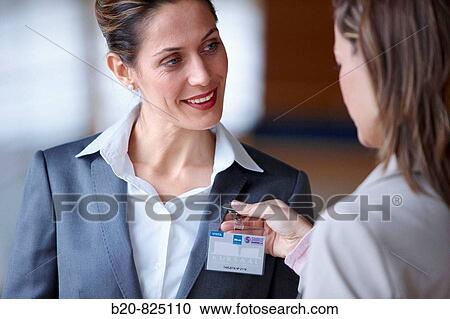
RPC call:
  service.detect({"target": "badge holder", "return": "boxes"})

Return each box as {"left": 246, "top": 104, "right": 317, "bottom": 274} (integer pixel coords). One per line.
{"left": 205, "top": 205, "right": 266, "bottom": 275}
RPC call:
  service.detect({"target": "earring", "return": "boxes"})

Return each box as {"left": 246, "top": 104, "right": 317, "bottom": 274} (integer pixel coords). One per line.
{"left": 133, "top": 89, "right": 141, "bottom": 99}
{"left": 127, "top": 83, "right": 141, "bottom": 99}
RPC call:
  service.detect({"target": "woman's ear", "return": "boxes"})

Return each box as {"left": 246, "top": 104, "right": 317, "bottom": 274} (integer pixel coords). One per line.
{"left": 106, "top": 52, "right": 133, "bottom": 86}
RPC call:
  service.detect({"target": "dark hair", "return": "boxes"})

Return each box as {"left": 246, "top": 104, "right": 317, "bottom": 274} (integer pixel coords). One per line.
{"left": 333, "top": 0, "right": 450, "bottom": 207}
{"left": 95, "top": 0, "right": 218, "bottom": 67}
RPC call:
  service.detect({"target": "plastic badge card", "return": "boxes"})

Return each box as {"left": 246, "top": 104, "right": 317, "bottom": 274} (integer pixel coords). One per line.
{"left": 206, "top": 231, "right": 266, "bottom": 275}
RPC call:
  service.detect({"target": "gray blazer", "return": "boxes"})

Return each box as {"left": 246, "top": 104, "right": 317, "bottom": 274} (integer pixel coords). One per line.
{"left": 2, "top": 134, "right": 313, "bottom": 298}
{"left": 301, "top": 158, "right": 450, "bottom": 298}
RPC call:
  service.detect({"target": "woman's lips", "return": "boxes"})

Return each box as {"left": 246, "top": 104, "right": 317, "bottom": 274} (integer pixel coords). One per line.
{"left": 182, "top": 88, "right": 218, "bottom": 111}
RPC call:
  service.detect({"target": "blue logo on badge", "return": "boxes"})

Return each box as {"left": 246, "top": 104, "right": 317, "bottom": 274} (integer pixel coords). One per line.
{"left": 233, "top": 235, "right": 243, "bottom": 245}
{"left": 210, "top": 231, "right": 224, "bottom": 237}
{"left": 251, "top": 237, "right": 264, "bottom": 245}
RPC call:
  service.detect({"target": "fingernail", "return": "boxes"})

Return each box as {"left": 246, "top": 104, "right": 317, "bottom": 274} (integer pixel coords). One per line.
{"left": 231, "top": 200, "right": 242, "bottom": 208}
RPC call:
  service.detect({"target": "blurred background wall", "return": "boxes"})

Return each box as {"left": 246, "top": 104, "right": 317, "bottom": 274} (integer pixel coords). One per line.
{"left": 0, "top": 0, "right": 376, "bottom": 293}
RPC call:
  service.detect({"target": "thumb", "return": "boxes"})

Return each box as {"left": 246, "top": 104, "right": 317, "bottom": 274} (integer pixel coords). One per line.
{"left": 230, "top": 200, "right": 247, "bottom": 211}
{"left": 231, "top": 201, "right": 273, "bottom": 220}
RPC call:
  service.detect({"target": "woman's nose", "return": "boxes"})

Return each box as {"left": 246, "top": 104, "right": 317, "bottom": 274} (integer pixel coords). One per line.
{"left": 187, "top": 56, "right": 212, "bottom": 87}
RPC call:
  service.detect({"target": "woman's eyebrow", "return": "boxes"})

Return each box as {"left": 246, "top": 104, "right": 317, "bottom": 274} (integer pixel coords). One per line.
{"left": 152, "top": 27, "right": 219, "bottom": 57}
{"left": 201, "top": 27, "right": 219, "bottom": 41}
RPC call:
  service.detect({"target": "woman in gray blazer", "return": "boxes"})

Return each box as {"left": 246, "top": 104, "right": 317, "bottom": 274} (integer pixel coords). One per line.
{"left": 222, "top": 0, "right": 450, "bottom": 298}
{"left": 2, "top": 0, "right": 312, "bottom": 298}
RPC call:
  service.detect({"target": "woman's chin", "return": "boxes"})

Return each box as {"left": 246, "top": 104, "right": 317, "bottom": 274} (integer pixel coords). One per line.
{"left": 357, "top": 131, "right": 380, "bottom": 149}
{"left": 199, "top": 115, "right": 222, "bottom": 130}
{"left": 182, "top": 109, "right": 223, "bottom": 131}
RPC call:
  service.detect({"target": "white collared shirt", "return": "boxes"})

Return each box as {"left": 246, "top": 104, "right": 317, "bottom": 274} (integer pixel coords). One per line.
{"left": 75, "top": 103, "right": 263, "bottom": 298}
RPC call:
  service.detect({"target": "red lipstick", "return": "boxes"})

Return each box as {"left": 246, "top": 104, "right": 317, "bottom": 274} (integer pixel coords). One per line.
{"left": 182, "top": 88, "right": 218, "bottom": 111}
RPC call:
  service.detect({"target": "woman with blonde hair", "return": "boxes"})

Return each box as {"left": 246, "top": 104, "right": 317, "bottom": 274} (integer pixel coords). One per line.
{"left": 222, "top": 0, "right": 450, "bottom": 298}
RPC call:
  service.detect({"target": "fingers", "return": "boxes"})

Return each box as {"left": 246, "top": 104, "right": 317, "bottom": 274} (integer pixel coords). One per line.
{"left": 223, "top": 213, "right": 261, "bottom": 223}
{"left": 231, "top": 200, "right": 288, "bottom": 221}
{"left": 220, "top": 221, "right": 234, "bottom": 232}
{"left": 223, "top": 213, "right": 234, "bottom": 222}
{"left": 220, "top": 223, "right": 265, "bottom": 236}
{"left": 220, "top": 220, "right": 264, "bottom": 232}
{"left": 230, "top": 200, "right": 270, "bottom": 219}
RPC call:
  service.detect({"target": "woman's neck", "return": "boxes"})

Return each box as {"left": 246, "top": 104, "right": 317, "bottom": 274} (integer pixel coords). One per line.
{"left": 128, "top": 105, "right": 215, "bottom": 177}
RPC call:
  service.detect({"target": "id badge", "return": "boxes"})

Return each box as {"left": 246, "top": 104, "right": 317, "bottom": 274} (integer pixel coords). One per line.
{"left": 206, "top": 231, "right": 266, "bottom": 275}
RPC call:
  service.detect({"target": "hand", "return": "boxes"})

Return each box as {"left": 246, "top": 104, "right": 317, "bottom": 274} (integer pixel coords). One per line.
{"left": 220, "top": 199, "right": 312, "bottom": 258}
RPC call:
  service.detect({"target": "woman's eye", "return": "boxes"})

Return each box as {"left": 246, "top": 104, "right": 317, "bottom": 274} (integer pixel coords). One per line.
{"left": 164, "top": 57, "right": 182, "bottom": 67}
{"left": 204, "top": 42, "right": 220, "bottom": 53}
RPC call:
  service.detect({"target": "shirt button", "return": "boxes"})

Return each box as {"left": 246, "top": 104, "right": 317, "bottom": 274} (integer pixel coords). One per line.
{"left": 165, "top": 202, "right": 177, "bottom": 213}
{"left": 153, "top": 203, "right": 167, "bottom": 214}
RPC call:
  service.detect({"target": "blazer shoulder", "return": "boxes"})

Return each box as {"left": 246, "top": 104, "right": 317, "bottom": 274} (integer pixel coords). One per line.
{"left": 42, "top": 133, "right": 101, "bottom": 161}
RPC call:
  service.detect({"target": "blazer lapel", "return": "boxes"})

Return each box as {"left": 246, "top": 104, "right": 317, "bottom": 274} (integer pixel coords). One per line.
{"left": 176, "top": 163, "right": 248, "bottom": 298}
{"left": 90, "top": 155, "right": 142, "bottom": 299}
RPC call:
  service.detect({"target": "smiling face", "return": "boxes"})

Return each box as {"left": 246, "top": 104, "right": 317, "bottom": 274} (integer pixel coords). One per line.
{"left": 333, "top": 24, "right": 382, "bottom": 148}
{"left": 130, "top": 0, "right": 228, "bottom": 130}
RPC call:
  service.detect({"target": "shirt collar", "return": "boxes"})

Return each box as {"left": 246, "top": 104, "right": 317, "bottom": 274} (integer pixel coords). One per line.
{"left": 75, "top": 104, "right": 264, "bottom": 174}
